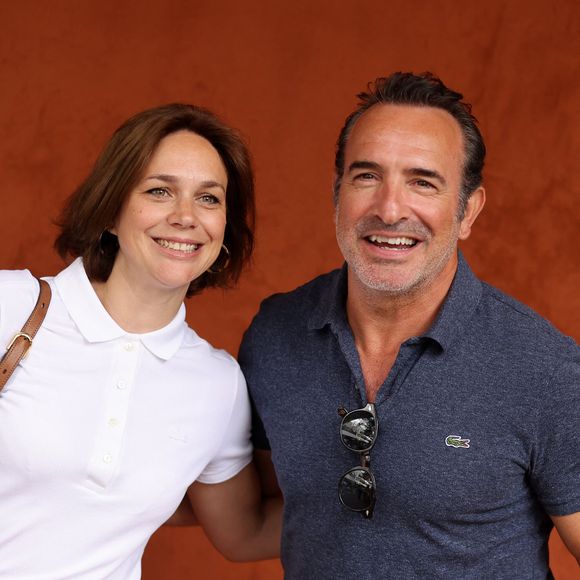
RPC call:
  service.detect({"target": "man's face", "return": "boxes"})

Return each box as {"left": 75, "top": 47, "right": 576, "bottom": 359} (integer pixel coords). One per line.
{"left": 335, "top": 103, "right": 482, "bottom": 297}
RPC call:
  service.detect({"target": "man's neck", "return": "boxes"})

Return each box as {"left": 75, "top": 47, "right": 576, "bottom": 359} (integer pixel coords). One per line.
{"left": 345, "top": 261, "right": 458, "bottom": 400}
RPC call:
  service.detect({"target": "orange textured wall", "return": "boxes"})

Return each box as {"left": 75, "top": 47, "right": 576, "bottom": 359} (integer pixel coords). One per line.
{"left": 0, "top": 0, "right": 578, "bottom": 577}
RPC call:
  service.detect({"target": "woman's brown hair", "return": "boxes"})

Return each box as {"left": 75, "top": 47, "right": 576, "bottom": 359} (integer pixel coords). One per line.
{"left": 55, "top": 104, "right": 255, "bottom": 296}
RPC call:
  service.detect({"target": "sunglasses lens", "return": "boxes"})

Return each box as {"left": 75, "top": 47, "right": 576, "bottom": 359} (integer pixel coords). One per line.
{"left": 338, "top": 467, "right": 375, "bottom": 512}
{"left": 340, "top": 409, "right": 376, "bottom": 452}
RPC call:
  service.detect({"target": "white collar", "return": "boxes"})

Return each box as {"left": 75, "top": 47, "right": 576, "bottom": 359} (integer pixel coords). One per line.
{"left": 53, "top": 258, "right": 188, "bottom": 361}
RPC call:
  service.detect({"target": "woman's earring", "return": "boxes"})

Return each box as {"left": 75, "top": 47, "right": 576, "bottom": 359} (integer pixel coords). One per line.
{"left": 98, "top": 230, "right": 107, "bottom": 256}
{"left": 98, "top": 229, "right": 118, "bottom": 256}
{"left": 207, "top": 244, "right": 230, "bottom": 274}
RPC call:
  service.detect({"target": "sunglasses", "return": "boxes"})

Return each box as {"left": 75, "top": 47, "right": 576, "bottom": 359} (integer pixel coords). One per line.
{"left": 338, "top": 402, "right": 378, "bottom": 518}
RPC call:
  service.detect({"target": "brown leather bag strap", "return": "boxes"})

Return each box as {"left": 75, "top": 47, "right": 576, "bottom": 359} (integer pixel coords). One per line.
{"left": 0, "top": 278, "right": 51, "bottom": 392}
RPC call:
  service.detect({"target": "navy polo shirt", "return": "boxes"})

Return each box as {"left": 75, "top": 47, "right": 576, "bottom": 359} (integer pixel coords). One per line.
{"left": 239, "top": 253, "right": 580, "bottom": 579}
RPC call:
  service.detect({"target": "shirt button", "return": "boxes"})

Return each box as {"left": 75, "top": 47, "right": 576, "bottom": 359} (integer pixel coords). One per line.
{"left": 123, "top": 342, "right": 134, "bottom": 352}
{"left": 108, "top": 418, "right": 119, "bottom": 427}
{"left": 116, "top": 379, "right": 127, "bottom": 390}
{"left": 102, "top": 454, "right": 113, "bottom": 464}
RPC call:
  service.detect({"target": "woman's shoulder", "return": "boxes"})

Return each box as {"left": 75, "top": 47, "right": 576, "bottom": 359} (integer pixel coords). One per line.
{"left": 0, "top": 268, "right": 38, "bottom": 287}
{"left": 181, "top": 326, "right": 240, "bottom": 369}
{"left": 0, "top": 269, "right": 45, "bottom": 342}
{"left": 176, "top": 329, "right": 245, "bottom": 396}
{"left": 0, "top": 268, "right": 41, "bottom": 307}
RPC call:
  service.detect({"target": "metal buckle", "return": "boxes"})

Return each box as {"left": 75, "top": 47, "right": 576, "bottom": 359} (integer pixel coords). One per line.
{"left": 6, "top": 332, "right": 33, "bottom": 357}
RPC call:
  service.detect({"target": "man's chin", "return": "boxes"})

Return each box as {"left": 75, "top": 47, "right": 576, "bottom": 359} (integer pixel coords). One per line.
{"left": 349, "top": 266, "right": 422, "bottom": 295}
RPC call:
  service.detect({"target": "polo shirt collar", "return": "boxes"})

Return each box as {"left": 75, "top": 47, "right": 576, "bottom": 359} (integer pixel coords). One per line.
{"left": 54, "top": 258, "right": 188, "bottom": 360}
{"left": 308, "top": 251, "right": 482, "bottom": 351}
{"left": 308, "top": 263, "right": 349, "bottom": 331}
{"left": 424, "top": 251, "right": 482, "bottom": 350}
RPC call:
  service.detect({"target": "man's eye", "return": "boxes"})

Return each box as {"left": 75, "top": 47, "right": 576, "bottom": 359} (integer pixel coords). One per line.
{"left": 414, "top": 180, "right": 435, "bottom": 189}
{"left": 353, "top": 173, "right": 377, "bottom": 182}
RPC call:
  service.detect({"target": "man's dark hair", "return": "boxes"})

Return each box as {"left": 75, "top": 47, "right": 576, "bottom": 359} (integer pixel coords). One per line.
{"left": 334, "top": 72, "right": 486, "bottom": 217}
{"left": 55, "top": 103, "right": 254, "bottom": 297}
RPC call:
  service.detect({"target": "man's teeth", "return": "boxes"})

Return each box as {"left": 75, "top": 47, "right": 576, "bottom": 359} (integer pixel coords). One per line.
{"left": 156, "top": 239, "right": 199, "bottom": 252}
{"left": 367, "top": 235, "right": 417, "bottom": 247}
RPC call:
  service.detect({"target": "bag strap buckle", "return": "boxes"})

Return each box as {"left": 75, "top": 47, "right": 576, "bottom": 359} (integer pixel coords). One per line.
{"left": 6, "top": 332, "right": 34, "bottom": 356}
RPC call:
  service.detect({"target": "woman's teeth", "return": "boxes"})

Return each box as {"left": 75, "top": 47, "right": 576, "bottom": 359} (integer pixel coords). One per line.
{"left": 156, "top": 239, "right": 199, "bottom": 252}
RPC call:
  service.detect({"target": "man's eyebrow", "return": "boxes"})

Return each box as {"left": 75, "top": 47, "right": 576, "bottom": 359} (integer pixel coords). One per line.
{"left": 347, "top": 162, "right": 447, "bottom": 186}
{"left": 347, "top": 160, "right": 383, "bottom": 174}
{"left": 404, "top": 167, "right": 447, "bottom": 187}
{"left": 144, "top": 174, "right": 226, "bottom": 191}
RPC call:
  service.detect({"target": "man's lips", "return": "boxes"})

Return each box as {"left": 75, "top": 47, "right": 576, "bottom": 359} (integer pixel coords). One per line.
{"left": 355, "top": 216, "right": 431, "bottom": 250}
{"left": 365, "top": 234, "right": 419, "bottom": 249}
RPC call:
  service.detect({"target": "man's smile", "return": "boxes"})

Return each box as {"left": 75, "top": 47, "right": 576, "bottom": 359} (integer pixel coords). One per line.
{"left": 365, "top": 235, "right": 419, "bottom": 249}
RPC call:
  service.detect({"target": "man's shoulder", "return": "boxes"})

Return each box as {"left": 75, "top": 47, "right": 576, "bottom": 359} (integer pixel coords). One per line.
{"left": 252, "top": 268, "right": 342, "bottom": 326}
{"left": 479, "top": 281, "right": 579, "bottom": 356}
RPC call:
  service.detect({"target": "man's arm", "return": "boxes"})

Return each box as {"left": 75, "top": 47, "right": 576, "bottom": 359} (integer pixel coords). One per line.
{"left": 186, "top": 460, "right": 282, "bottom": 562}
{"left": 551, "top": 512, "right": 580, "bottom": 565}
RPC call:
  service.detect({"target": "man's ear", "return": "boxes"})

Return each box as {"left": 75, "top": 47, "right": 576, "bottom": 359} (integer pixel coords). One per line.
{"left": 458, "top": 187, "right": 485, "bottom": 240}
{"left": 332, "top": 174, "right": 341, "bottom": 224}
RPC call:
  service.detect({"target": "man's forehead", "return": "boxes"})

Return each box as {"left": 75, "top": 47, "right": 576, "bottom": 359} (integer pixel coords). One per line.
{"left": 352, "top": 103, "right": 461, "bottom": 138}
{"left": 345, "top": 103, "right": 465, "bottom": 168}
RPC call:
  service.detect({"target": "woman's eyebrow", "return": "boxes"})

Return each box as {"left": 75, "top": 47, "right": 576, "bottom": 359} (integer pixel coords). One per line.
{"left": 144, "top": 174, "right": 226, "bottom": 191}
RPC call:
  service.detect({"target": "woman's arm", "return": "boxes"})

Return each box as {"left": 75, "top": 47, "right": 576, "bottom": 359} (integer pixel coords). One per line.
{"left": 163, "top": 495, "right": 198, "bottom": 526}
{"left": 186, "top": 461, "right": 282, "bottom": 561}
{"left": 552, "top": 512, "right": 580, "bottom": 566}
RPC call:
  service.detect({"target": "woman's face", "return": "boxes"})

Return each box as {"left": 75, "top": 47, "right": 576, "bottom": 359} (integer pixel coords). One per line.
{"left": 110, "top": 130, "right": 228, "bottom": 299}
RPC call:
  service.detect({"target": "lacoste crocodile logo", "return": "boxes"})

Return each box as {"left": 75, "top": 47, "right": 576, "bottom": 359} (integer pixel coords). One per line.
{"left": 445, "top": 435, "right": 470, "bottom": 448}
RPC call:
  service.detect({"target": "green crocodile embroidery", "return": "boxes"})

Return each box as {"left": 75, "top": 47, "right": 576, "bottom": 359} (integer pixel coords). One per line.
{"left": 445, "top": 435, "right": 470, "bottom": 448}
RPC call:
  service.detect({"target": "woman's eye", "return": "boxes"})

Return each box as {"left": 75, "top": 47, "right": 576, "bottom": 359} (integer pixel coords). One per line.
{"left": 199, "top": 193, "right": 220, "bottom": 204}
{"left": 146, "top": 187, "right": 170, "bottom": 197}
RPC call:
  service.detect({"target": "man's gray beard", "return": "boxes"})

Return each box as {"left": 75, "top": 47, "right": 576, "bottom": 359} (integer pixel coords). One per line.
{"left": 344, "top": 238, "right": 459, "bottom": 296}
{"left": 337, "top": 215, "right": 461, "bottom": 296}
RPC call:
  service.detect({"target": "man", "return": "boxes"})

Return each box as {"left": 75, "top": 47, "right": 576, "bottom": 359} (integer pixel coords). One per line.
{"left": 239, "top": 72, "right": 580, "bottom": 578}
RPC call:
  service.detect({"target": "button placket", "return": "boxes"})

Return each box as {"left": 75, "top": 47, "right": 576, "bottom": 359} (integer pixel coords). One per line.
{"left": 86, "top": 339, "right": 140, "bottom": 488}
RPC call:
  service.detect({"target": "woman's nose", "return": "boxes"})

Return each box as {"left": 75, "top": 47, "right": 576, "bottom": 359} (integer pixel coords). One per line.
{"left": 169, "top": 198, "right": 197, "bottom": 228}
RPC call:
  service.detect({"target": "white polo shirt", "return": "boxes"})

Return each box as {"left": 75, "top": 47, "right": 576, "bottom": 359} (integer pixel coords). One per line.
{"left": 0, "top": 258, "right": 252, "bottom": 579}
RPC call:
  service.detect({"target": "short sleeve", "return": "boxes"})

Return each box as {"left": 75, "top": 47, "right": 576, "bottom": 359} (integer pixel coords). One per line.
{"left": 531, "top": 358, "right": 580, "bottom": 516}
{"left": 195, "top": 365, "right": 253, "bottom": 484}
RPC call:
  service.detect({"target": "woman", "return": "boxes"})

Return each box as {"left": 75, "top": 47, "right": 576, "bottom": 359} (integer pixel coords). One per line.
{"left": 0, "top": 104, "right": 281, "bottom": 578}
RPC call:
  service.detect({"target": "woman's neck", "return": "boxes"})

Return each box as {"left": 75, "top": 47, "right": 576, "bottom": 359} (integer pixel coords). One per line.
{"left": 91, "top": 271, "right": 186, "bottom": 334}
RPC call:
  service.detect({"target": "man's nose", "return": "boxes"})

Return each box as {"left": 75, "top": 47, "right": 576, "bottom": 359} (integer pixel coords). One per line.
{"left": 373, "top": 180, "right": 410, "bottom": 225}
